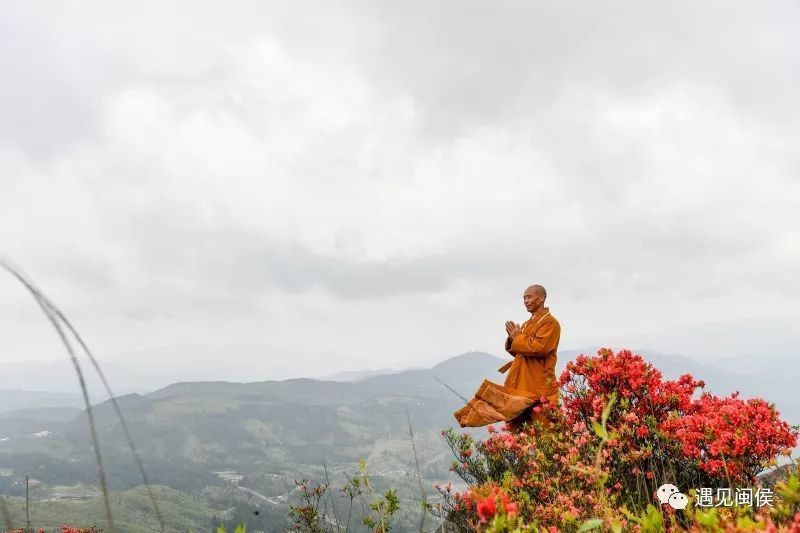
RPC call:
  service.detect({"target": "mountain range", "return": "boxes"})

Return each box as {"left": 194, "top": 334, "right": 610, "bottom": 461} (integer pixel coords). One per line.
{"left": 0, "top": 348, "right": 797, "bottom": 531}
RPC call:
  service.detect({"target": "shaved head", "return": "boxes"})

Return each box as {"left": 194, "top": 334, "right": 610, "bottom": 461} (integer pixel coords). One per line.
{"left": 522, "top": 284, "right": 547, "bottom": 314}
{"left": 526, "top": 285, "right": 547, "bottom": 300}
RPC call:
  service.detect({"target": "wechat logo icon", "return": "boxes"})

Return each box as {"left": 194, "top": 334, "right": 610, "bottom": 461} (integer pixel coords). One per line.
{"left": 657, "top": 484, "right": 689, "bottom": 510}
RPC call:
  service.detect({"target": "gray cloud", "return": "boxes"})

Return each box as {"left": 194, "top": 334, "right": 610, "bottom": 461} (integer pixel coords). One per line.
{"left": 1, "top": 0, "right": 799, "bottom": 378}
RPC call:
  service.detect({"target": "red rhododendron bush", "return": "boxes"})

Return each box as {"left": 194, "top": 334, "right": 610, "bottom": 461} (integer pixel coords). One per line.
{"left": 436, "top": 349, "right": 800, "bottom": 532}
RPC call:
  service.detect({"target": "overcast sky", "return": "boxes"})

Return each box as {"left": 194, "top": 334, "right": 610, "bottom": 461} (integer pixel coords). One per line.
{"left": 1, "top": 1, "right": 799, "bottom": 381}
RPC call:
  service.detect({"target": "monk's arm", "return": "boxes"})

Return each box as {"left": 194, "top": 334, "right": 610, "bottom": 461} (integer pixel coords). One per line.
{"left": 509, "top": 320, "right": 560, "bottom": 357}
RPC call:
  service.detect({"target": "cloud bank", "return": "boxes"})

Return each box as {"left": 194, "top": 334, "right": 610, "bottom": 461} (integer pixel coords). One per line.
{"left": 2, "top": 1, "right": 798, "bottom": 378}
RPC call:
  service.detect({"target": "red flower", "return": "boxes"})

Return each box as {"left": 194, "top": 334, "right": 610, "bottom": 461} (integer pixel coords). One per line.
{"left": 660, "top": 393, "right": 797, "bottom": 482}
{"left": 476, "top": 495, "right": 497, "bottom": 523}
{"left": 505, "top": 500, "right": 519, "bottom": 516}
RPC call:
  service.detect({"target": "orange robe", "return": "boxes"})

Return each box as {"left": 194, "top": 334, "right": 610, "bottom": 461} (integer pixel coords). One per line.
{"left": 453, "top": 379, "right": 540, "bottom": 427}
{"left": 499, "top": 307, "right": 560, "bottom": 430}
{"left": 453, "top": 308, "right": 561, "bottom": 429}
{"left": 499, "top": 307, "right": 560, "bottom": 403}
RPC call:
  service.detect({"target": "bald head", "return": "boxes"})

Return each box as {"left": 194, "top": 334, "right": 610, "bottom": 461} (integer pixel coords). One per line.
{"left": 523, "top": 285, "right": 547, "bottom": 314}
{"left": 526, "top": 285, "right": 547, "bottom": 299}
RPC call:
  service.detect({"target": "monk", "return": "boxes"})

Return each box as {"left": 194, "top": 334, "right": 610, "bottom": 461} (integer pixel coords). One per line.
{"left": 499, "top": 284, "right": 561, "bottom": 431}
{"left": 453, "top": 284, "right": 561, "bottom": 432}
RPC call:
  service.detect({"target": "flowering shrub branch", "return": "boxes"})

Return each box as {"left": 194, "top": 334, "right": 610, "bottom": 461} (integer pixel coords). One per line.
{"left": 436, "top": 348, "right": 799, "bottom": 532}
{"left": 288, "top": 461, "right": 399, "bottom": 532}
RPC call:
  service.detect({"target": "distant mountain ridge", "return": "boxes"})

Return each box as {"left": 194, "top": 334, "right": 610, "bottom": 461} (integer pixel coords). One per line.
{"left": 7, "top": 349, "right": 796, "bottom": 446}
{"left": 0, "top": 359, "right": 175, "bottom": 395}
{"left": 321, "top": 367, "right": 400, "bottom": 381}
{"left": 3, "top": 348, "right": 797, "bottom": 422}
{"left": 0, "top": 390, "right": 84, "bottom": 412}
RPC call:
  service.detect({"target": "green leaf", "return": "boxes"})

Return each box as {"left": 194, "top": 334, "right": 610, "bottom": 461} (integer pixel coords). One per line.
{"left": 601, "top": 391, "right": 617, "bottom": 425}
{"left": 578, "top": 518, "right": 603, "bottom": 531}
{"left": 592, "top": 420, "right": 608, "bottom": 440}
{"left": 695, "top": 508, "right": 719, "bottom": 528}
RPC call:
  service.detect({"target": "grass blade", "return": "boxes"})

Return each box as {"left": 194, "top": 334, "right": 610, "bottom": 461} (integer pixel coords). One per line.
{"left": 405, "top": 405, "right": 427, "bottom": 532}
{"left": 1, "top": 260, "right": 116, "bottom": 533}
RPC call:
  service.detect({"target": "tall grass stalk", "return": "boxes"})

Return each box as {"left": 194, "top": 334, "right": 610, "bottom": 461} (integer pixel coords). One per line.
{"left": 22, "top": 272, "right": 166, "bottom": 532}
{"left": 322, "top": 464, "right": 340, "bottom": 531}
{"left": 2, "top": 258, "right": 167, "bottom": 531}
{"left": 405, "top": 405, "right": 427, "bottom": 532}
{"left": 1, "top": 261, "right": 116, "bottom": 533}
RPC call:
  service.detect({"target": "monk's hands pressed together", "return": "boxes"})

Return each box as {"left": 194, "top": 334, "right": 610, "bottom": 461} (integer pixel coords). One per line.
{"left": 505, "top": 320, "right": 522, "bottom": 339}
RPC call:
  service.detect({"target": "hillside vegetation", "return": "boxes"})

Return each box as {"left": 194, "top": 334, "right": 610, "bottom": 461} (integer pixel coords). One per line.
{"left": 2, "top": 350, "right": 799, "bottom": 531}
